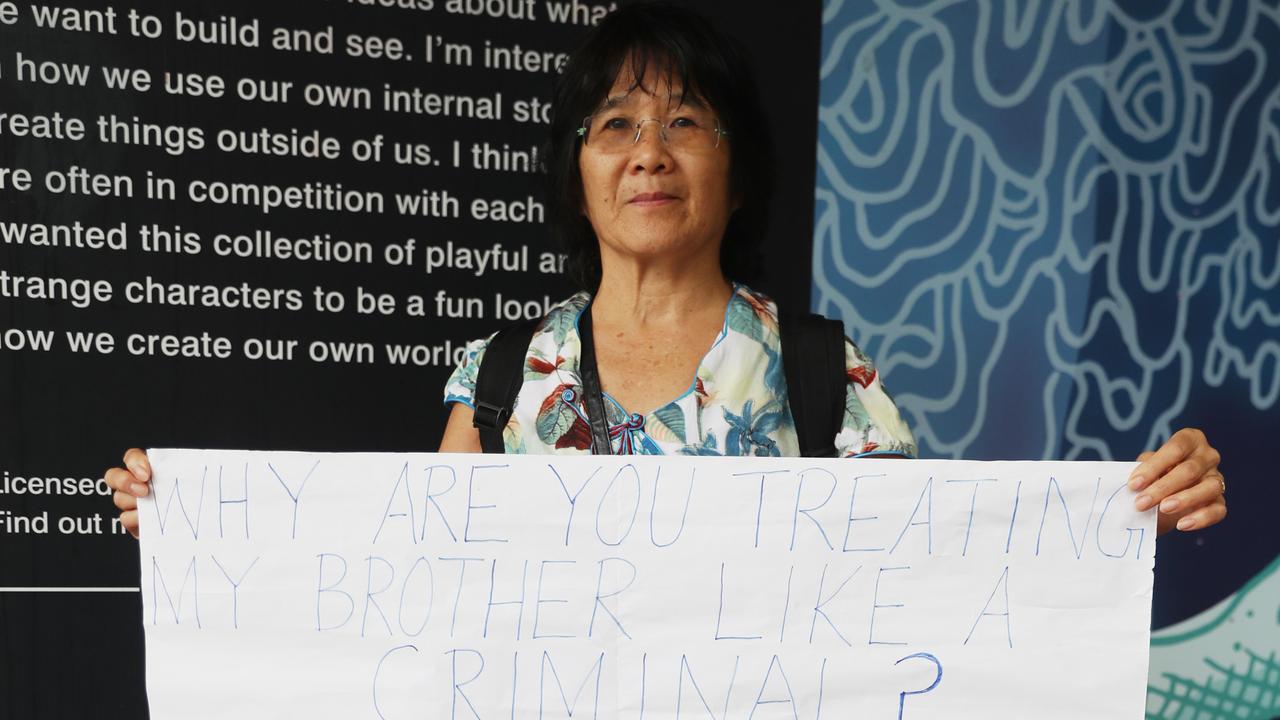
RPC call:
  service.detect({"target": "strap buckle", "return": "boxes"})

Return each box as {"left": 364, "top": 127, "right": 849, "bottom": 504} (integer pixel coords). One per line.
{"left": 472, "top": 401, "right": 511, "bottom": 430}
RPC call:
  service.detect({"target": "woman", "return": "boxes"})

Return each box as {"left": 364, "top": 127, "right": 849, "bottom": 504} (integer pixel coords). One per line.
{"left": 439, "top": 2, "right": 915, "bottom": 460}
{"left": 107, "top": 3, "right": 1226, "bottom": 536}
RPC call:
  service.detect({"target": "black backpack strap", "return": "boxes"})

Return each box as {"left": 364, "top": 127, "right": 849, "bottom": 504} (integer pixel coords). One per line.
{"left": 472, "top": 317, "right": 540, "bottom": 454}
{"left": 780, "top": 312, "right": 847, "bottom": 458}
{"left": 576, "top": 300, "right": 615, "bottom": 455}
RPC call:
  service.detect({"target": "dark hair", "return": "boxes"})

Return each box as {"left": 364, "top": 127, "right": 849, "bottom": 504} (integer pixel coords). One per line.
{"left": 545, "top": 1, "right": 773, "bottom": 291}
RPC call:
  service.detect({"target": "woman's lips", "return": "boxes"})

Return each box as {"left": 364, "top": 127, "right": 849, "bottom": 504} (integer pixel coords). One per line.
{"left": 629, "top": 192, "right": 677, "bottom": 206}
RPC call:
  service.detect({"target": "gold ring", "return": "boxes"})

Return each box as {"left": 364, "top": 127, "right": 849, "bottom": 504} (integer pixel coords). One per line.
{"left": 1219, "top": 478, "right": 1226, "bottom": 495}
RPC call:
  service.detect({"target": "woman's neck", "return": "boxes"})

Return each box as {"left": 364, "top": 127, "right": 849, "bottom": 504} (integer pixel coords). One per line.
{"left": 591, "top": 258, "right": 733, "bottom": 327}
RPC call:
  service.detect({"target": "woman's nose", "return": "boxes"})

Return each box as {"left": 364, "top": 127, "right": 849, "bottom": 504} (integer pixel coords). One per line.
{"left": 630, "top": 120, "right": 672, "bottom": 172}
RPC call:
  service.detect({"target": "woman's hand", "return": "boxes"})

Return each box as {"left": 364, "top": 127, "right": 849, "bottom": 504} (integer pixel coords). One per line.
{"left": 104, "top": 448, "right": 151, "bottom": 539}
{"left": 1129, "top": 428, "right": 1227, "bottom": 535}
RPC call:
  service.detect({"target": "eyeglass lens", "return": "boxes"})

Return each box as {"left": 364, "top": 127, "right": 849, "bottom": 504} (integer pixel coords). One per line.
{"left": 582, "top": 111, "right": 724, "bottom": 151}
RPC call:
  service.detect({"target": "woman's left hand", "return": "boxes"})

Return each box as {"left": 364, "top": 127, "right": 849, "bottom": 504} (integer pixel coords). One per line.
{"left": 1130, "top": 427, "right": 1227, "bottom": 535}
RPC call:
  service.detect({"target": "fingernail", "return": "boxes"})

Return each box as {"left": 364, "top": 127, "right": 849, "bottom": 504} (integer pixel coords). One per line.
{"left": 1160, "top": 498, "right": 1180, "bottom": 513}
{"left": 1177, "top": 517, "right": 1195, "bottom": 531}
{"left": 131, "top": 483, "right": 149, "bottom": 497}
{"left": 1128, "top": 475, "right": 1144, "bottom": 490}
{"left": 1134, "top": 495, "right": 1151, "bottom": 511}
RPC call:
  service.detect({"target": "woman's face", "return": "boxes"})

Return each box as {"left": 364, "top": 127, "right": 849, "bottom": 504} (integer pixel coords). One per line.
{"left": 577, "top": 71, "right": 735, "bottom": 272}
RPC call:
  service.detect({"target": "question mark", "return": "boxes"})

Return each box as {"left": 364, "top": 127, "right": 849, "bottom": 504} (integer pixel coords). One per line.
{"left": 894, "top": 652, "right": 943, "bottom": 719}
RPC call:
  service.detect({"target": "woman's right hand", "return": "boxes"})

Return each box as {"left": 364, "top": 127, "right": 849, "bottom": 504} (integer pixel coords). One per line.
{"left": 104, "top": 448, "right": 151, "bottom": 539}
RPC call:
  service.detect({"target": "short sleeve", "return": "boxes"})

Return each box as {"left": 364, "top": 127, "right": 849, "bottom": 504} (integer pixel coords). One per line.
{"left": 835, "top": 339, "right": 918, "bottom": 458}
{"left": 442, "top": 336, "right": 493, "bottom": 409}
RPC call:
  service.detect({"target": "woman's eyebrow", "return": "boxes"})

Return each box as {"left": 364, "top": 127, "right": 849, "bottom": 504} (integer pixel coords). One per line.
{"left": 675, "top": 94, "right": 708, "bottom": 110}
{"left": 598, "top": 92, "right": 706, "bottom": 111}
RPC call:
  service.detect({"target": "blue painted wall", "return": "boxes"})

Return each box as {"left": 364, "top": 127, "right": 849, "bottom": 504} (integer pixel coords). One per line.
{"left": 814, "top": 2, "right": 1279, "bottom": 716}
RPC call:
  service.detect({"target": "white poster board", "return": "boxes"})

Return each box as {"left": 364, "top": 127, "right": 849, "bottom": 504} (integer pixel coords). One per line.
{"left": 139, "top": 449, "right": 1155, "bottom": 719}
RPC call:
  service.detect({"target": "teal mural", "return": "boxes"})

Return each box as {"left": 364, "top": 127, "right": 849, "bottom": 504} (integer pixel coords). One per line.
{"left": 814, "top": 1, "right": 1279, "bottom": 716}
{"left": 1148, "top": 556, "right": 1280, "bottom": 718}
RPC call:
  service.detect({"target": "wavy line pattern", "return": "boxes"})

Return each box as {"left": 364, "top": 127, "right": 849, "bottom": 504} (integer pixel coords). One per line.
{"left": 814, "top": 2, "right": 1280, "bottom": 715}
{"left": 814, "top": 0, "right": 1280, "bottom": 463}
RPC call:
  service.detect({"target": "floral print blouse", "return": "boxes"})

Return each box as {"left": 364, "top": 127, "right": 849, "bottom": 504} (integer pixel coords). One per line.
{"left": 444, "top": 284, "right": 917, "bottom": 458}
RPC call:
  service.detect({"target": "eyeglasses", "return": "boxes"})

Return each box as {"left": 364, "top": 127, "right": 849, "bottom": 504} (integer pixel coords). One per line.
{"left": 577, "top": 113, "right": 729, "bottom": 153}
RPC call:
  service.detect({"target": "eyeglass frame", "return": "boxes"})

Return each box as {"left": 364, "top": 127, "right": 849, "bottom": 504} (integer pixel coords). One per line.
{"left": 576, "top": 115, "right": 731, "bottom": 151}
